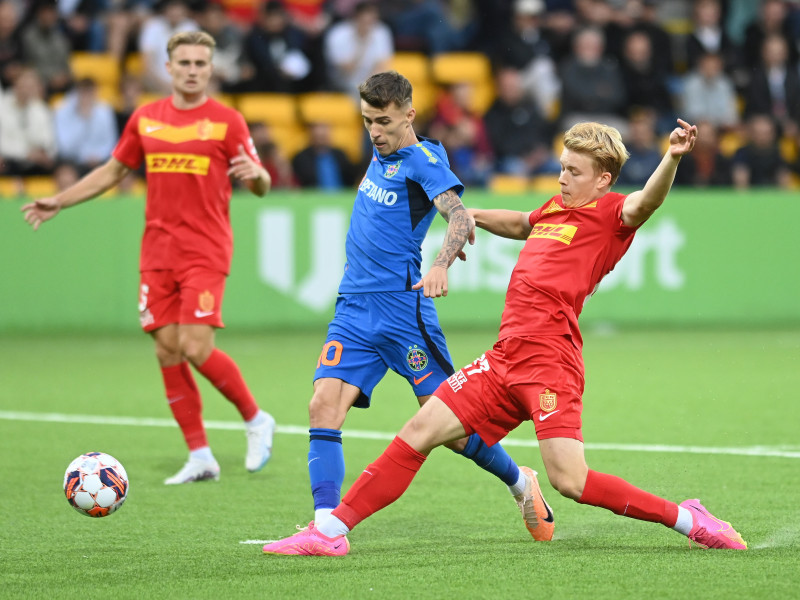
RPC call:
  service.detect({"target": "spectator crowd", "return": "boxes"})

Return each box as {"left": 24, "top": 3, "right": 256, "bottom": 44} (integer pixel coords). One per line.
{"left": 0, "top": 0, "right": 799, "bottom": 192}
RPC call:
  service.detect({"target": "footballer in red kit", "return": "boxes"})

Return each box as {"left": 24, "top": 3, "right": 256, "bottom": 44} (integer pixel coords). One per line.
{"left": 22, "top": 31, "right": 277, "bottom": 485}
{"left": 262, "top": 119, "right": 748, "bottom": 556}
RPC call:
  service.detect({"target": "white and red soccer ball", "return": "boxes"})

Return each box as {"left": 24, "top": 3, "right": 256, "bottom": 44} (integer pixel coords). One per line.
{"left": 63, "top": 452, "right": 128, "bottom": 517}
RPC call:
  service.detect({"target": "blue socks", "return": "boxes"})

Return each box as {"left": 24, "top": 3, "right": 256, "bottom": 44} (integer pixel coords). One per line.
{"left": 453, "top": 434, "right": 520, "bottom": 486}
{"left": 308, "top": 428, "right": 345, "bottom": 511}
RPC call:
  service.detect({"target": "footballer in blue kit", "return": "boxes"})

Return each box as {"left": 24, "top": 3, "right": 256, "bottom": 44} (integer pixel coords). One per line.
{"left": 303, "top": 71, "right": 550, "bottom": 541}
{"left": 317, "top": 135, "right": 462, "bottom": 403}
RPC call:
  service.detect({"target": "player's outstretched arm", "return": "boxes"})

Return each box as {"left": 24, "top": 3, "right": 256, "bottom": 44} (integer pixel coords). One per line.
{"left": 20, "top": 157, "right": 131, "bottom": 230}
{"left": 468, "top": 208, "right": 533, "bottom": 240}
{"left": 228, "top": 144, "right": 271, "bottom": 197}
{"left": 621, "top": 118, "right": 697, "bottom": 228}
{"left": 412, "top": 187, "right": 474, "bottom": 298}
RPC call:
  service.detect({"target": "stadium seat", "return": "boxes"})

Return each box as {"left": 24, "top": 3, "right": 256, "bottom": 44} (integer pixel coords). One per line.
{"left": 297, "top": 92, "right": 361, "bottom": 126}
{"left": 23, "top": 176, "right": 57, "bottom": 198}
{"left": 214, "top": 93, "right": 236, "bottom": 108}
{"left": 488, "top": 174, "right": 528, "bottom": 194}
{"left": 388, "top": 52, "right": 435, "bottom": 117}
{"left": 430, "top": 52, "right": 495, "bottom": 114}
{"left": 718, "top": 130, "right": 745, "bottom": 157}
{"left": 297, "top": 93, "right": 363, "bottom": 163}
{"left": 779, "top": 135, "right": 798, "bottom": 163}
{"left": 124, "top": 52, "right": 144, "bottom": 78}
{"left": 70, "top": 52, "right": 120, "bottom": 89}
{"left": 0, "top": 176, "right": 22, "bottom": 197}
{"left": 136, "top": 93, "right": 164, "bottom": 107}
{"left": 236, "top": 93, "right": 298, "bottom": 127}
{"left": 270, "top": 123, "right": 310, "bottom": 160}
{"left": 530, "top": 174, "right": 561, "bottom": 193}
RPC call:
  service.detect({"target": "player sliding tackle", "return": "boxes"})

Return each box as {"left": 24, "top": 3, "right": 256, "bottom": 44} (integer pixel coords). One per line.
{"left": 263, "top": 118, "right": 747, "bottom": 556}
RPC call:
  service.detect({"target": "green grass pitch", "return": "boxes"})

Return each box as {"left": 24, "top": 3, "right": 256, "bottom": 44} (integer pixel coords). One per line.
{"left": 1, "top": 327, "right": 798, "bottom": 599}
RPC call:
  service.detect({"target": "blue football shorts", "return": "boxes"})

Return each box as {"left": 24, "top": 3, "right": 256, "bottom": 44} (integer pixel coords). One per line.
{"left": 314, "top": 291, "right": 455, "bottom": 408}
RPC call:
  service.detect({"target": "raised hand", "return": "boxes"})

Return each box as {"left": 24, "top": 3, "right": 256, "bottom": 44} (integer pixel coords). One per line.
{"left": 668, "top": 119, "right": 698, "bottom": 157}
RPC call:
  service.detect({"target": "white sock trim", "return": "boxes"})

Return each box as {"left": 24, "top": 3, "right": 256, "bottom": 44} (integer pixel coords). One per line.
{"left": 673, "top": 506, "right": 693, "bottom": 536}
{"left": 317, "top": 515, "right": 350, "bottom": 538}
{"left": 508, "top": 467, "right": 527, "bottom": 496}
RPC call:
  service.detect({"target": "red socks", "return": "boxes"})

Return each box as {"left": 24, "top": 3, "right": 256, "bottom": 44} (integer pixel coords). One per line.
{"left": 333, "top": 437, "right": 427, "bottom": 530}
{"left": 578, "top": 469, "right": 679, "bottom": 527}
{"left": 161, "top": 362, "right": 207, "bottom": 450}
{"left": 196, "top": 349, "right": 259, "bottom": 421}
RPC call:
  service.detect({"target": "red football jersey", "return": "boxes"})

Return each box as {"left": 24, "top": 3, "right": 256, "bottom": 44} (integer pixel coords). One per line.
{"left": 113, "top": 97, "right": 260, "bottom": 274}
{"left": 499, "top": 192, "right": 637, "bottom": 349}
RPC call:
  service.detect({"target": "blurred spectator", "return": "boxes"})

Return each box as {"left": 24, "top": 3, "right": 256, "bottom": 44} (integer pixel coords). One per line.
{"left": 679, "top": 51, "right": 739, "bottom": 130}
{"left": 483, "top": 66, "right": 557, "bottom": 176}
{"left": 573, "top": 0, "right": 628, "bottom": 61}
{"left": 54, "top": 77, "right": 118, "bottom": 176}
{"left": 57, "top": 0, "right": 107, "bottom": 52}
{"left": 427, "top": 82, "right": 492, "bottom": 187}
{"left": 138, "top": 0, "right": 198, "bottom": 93}
{"left": 20, "top": 0, "right": 73, "bottom": 96}
{"left": 0, "top": 0, "right": 23, "bottom": 88}
{"left": 616, "top": 108, "right": 661, "bottom": 187}
{"left": 744, "top": 33, "right": 800, "bottom": 137}
{"left": 683, "top": 0, "right": 745, "bottom": 89}
{"left": 323, "top": 0, "right": 393, "bottom": 101}
{"left": 249, "top": 121, "right": 297, "bottom": 189}
{"left": 0, "top": 68, "right": 56, "bottom": 175}
{"left": 731, "top": 114, "right": 791, "bottom": 189}
{"left": 742, "top": 0, "right": 798, "bottom": 71}
{"left": 619, "top": 29, "right": 673, "bottom": 132}
{"left": 214, "top": 0, "right": 259, "bottom": 27}
{"left": 493, "top": 0, "right": 561, "bottom": 119}
{"left": 115, "top": 73, "right": 144, "bottom": 134}
{"left": 558, "top": 26, "right": 628, "bottom": 135}
{"left": 538, "top": 2, "right": 577, "bottom": 64}
{"left": 674, "top": 120, "right": 733, "bottom": 187}
{"left": 196, "top": 1, "right": 245, "bottom": 92}
{"left": 384, "top": 0, "right": 473, "bottom": 55}
{"left": 238, "top": 1, "right": 312, "bottom": 93}
{"left": 291, "top": 122, "right": 358, "bottom": 190}
{"left": 282, "top": 0, "right": 330, "bottom": 92}
{"left": 619, "top": 0, "right": 674, "bottom": 79}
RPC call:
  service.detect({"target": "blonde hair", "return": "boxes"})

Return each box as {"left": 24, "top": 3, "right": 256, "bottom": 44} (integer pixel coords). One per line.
{"left": 563, "top": 122, "right": 629, "bottom": 185}
{"left": 167, "top": 30, "right": 216, "bottom": 59}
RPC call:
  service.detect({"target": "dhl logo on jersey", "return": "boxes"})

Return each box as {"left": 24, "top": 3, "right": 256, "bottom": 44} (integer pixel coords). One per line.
{"left": 139, "top": 117, "right": 227, "bottom": 143}
{"left": 146, "top": 153, "right": 210, "bottom": 174}
{"left": 529, "top": 222, "right": 577, "bottom": 245}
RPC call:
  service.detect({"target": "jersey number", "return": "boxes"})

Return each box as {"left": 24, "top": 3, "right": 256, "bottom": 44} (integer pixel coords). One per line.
{"left": 317, "top": 340, "right": 343, "bottom": 368}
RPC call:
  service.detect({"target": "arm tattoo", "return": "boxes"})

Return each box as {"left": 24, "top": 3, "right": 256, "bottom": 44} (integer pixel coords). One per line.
{"left": 431, "top": 188, "right": 472, "bottom": 269}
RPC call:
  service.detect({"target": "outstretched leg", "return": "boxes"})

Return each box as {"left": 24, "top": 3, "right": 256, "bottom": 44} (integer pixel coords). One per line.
{"left": 539, "top": 437, "right": 746, "bottom": 549}
{"left": 263, "top": 396, "right": 467, "bottom": 556}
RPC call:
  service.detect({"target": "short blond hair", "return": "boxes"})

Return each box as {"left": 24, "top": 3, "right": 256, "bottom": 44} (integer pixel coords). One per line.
{"left": 563, "top": 122, "right": 629, "bottom": 185}
{"left": 167, "top": 30, "right": 216, "bottom": 59}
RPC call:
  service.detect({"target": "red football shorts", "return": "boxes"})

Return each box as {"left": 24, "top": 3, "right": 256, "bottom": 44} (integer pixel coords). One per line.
{"left": 138, "top": 267, "right": 227, "bottom": 332}
{"left": 435, "top": 335, "right": 585, "bottom": 444}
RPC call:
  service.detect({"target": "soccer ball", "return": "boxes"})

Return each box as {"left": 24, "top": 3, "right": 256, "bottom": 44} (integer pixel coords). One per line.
{"left": 63, "top": 452, "right": 128, "bottom": 517}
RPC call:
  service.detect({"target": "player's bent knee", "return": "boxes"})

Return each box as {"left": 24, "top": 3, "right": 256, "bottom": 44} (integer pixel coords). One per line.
{"left": 546, "top": 471, "right": 586, "bottom": 501}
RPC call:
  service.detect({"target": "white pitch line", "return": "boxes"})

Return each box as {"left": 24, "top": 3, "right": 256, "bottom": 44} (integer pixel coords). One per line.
{"left": 1, "top": 410, "right": 799, "bottom": 459}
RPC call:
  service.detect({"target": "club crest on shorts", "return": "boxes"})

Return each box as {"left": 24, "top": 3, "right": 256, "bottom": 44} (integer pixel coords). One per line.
{"left": 539, "top": 388, "right": 557, "bottom": 412}
{"left": 406, "top": 345, "right": 428, "bottom": 371}
{"left": 384, "top": 160, "right": 402, "bottom": 178}
{"left": 198, "top": 289, "right": 215, "bottom": 312}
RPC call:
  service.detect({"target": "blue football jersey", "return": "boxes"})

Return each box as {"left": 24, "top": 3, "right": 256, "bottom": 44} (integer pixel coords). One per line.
{"left": 338, "top": 137, "right": 464, "bottom": 293}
